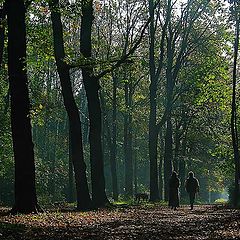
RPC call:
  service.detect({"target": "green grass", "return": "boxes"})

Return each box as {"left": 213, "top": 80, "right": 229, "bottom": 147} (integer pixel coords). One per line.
{"left": 214, "top": 198, "right": 228, "bottom": 204}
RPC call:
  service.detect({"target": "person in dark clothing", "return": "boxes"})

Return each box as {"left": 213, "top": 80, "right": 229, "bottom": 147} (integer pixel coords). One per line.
{"left": 169, "top": 171, "right": 180, "bottom": 210}
{"left": 185, "top": 171, "right": 199, "bottom": 210}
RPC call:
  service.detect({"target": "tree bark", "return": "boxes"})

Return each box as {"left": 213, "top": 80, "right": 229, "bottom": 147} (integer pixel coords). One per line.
{"left": 231, "top": 1, "right": 240, "bottom": 208}
{"left": 110, "top": 74, "right": 118, "bottom": 200}
{"left": 159, "top": 128, "right": 164, "bottom": 200}
{"left": 163, "top": 22, "right": 174, "bottom": 201}
{"left": 7, "top": 0, "right": 39, "bottom": 214}
{"left": 50, "top": 0, "right": 92, "bottom": 210}
{"left": 164, "top": 118, "right": 173, "bottom": 201}
{"left": 124, "top": 77, "right": 134, "bottom": 197}
{"left": 80, "top": 0, "right": 108, "bottom": 207}
{"left": 100, "top": 86, "right": 119, "bottom": 201}
{"left": 148, "top": 0, "right": 160, "bottom": 201}
{"left": 68, "top": 126, "right": 75, "bottom": 203}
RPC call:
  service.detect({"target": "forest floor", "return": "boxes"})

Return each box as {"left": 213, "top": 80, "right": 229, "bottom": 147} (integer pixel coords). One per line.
{"left": 0, "top": 204, "right": 240, "bottom": 240}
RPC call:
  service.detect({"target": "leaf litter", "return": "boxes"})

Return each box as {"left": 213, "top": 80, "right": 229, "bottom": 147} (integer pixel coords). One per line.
{"left": 0, "top": 205, "right": 240, "bottom": 240}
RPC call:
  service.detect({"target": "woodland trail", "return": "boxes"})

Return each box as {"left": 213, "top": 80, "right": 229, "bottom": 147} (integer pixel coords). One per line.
{"left": 0, "top": 204, "right": 240, "bottom": 240}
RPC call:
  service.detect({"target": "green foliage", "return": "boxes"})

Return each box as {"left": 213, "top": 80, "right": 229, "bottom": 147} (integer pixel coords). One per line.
{"left": 0, "top": 0, "right": 237, "bottom": 208}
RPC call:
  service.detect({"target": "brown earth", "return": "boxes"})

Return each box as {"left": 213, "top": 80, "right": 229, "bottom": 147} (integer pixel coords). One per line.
{"left": 0, "top": 204, "right": 240, "bottom": 240}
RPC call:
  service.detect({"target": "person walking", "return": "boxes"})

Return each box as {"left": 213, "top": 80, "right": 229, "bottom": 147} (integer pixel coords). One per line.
{"left": 169, "top": 171, "right": 180, "bottom": 210}
{"left": 185, "top": 171, "right": 199, "bottom": 210}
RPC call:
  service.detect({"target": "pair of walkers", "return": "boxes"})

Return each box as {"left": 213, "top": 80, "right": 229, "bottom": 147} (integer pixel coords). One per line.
{"left": 169, "top": 171, "right": 199, "bottom": 210}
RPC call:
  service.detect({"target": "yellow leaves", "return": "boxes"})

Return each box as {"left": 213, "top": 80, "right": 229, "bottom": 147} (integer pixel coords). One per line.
{"left": 29, "top": 104, "right": 44, "bottom": 123}
{"left": 95, "top": 1, "right": 102, "bottom": 12}
{"left": 39, "top": 6, "right": 49, "bottom": 15}
{"left": 39, "top": 104, "right": 43, "bottom": 110}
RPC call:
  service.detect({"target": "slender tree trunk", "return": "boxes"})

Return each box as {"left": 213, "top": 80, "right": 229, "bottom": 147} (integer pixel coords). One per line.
{"left": 110, "top": 74, "right": 118, "bottom": 200}
{"left": 231, "top": 3, "right": 240, "bottom": 208}
{"left": 134, "top": 140, "right": 138, "bottom": 194}
{"left": 7, "top": 0, "right": 39, "bottom": 214}
{"left": 124, "top": 78, "right": 133, "bottom": 197}
{"left": 148, "top": 0, "right": 160, "bottom": 201}
{"left": 179, "top": 137, "right": 187, "bottom": 198}
{"left": 49, "top": 120, "right": 59, "bottom": 200}
{"left": 80, "top": 0, "right": 108, "bottom": 207}
{"left": 174, "top": 129, "right": 180, "bottom": 172}
{"left": 50, "top": 0, "right": 92, "bottom": 210}
{"left": 100, "top": 87, "right": 119, "bottom": 201}
{"left": 159, "top": 128, "right": 164, "bottom": 200}
{"left": 79, "top": 87, "right": 89, "bottom": 145}
{"left": 164, "top": 118, "right": 173, "bottom": 201}
{"left": 163, "top": 26, "right": 174, "bottom": 201}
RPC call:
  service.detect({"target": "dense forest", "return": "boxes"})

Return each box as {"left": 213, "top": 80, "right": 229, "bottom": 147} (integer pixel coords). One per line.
{"left": 0, "top": 0, "right": 240, "bottom": 215}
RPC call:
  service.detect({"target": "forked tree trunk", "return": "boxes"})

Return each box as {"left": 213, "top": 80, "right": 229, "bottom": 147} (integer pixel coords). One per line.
{"left": 80, "top": 0, "right": 109, "bottom": 208}
{"left": 50, "top": 0, "right": 92, "bottom": 210}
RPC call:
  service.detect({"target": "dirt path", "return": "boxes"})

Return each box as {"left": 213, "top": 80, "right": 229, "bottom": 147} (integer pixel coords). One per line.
{"left": 0, "top": 205, "right": 240, "bottom": 240}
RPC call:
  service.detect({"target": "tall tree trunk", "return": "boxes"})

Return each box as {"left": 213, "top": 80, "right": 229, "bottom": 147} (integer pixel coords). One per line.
{"left": 134, "top": 138, "right": 138, "bottom": 194}
{"left": 124, "top": 78, "right": 133, "bottom": 197}
{"left": 50, "top": 0, "right": 92, "bottom": 210}
{"left": 179, "top": 137, "right": 187, "bottom": 198}
{"left": 159, "top": 128, "right": 164, "bottom": 200}
{"left": 163, "top": 25, "right": 174, "bottom": 201}
{"left": 80, "top": 0, "right": 108, "bottom": 207}
{"left": 148, "top": 0, "right": 160, "bottom": 201}
{"left": 164, "top": 118, "right": 173, "bottom": 201}
{"left": 7, "top": 0, "right": 39, "bottom": 214}
{"left": 100, "top": 86, "right": 119, "bottom": 201}
{"left": 231, "top": 1, "right": 240, "bottom": 208}
{"left": 48, "top": 120, "right": 59, "bottom": 200}
{"left": 174, "top": 128, "right": 180, "bottom": 172}
{"left": 110, "top": 74, "right": 118, "bottom": 200}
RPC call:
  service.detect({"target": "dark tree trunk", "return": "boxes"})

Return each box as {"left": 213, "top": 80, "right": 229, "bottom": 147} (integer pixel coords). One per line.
{"left": 110, "top": 74, "right": 118, "bottom": 201}
{"left": 50, "top": 0, "right": 92, "bottom": 210}
{"left": 164, "top": 118, "right": 173, "bottom": 201}
{"left": 231, "top": 2, "right": 240, "bottom": 208}
{"left": 148, "top": 0, "right": 160, "bottom": 201}
{"left": 68, "top": 128, "right": 75, "bottom": 203}
{"left": 159, "top": 128, "right": 164, "bottom": 200}
{"left": 163, "top": 26, "right": 174, "bottom": 201}
{"left": 48, "top": 120, "right": 59, "bottom": 200}
{"left": 174, "top": 129, "right": 180, "bottom": 172}
{"left": 124, "top": 79, "right": 133, "bottom": 197}
{"left": 179, "top": 136, "right": 187, "bottom": 198}
{"left": 80, "top": 0, "right": 108, "bottom": 208}
{"left": 134, "top": 142, "right": 138, "bottom": 194}
{"left": 7, "top": 0, "right": 39, "bottom": 214}
{"left": 100, "top": 86, "right": 118, "bottom": 201}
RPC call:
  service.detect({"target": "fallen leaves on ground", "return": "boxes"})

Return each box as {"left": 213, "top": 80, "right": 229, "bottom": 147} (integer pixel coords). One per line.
{"left": 0, "top": 204, "right": 240, "bottom": 240}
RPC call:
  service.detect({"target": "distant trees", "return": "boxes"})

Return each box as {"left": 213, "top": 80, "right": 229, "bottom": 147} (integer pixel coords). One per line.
{"left": 0, "top": 0, "right": 237, "bottom": 212}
